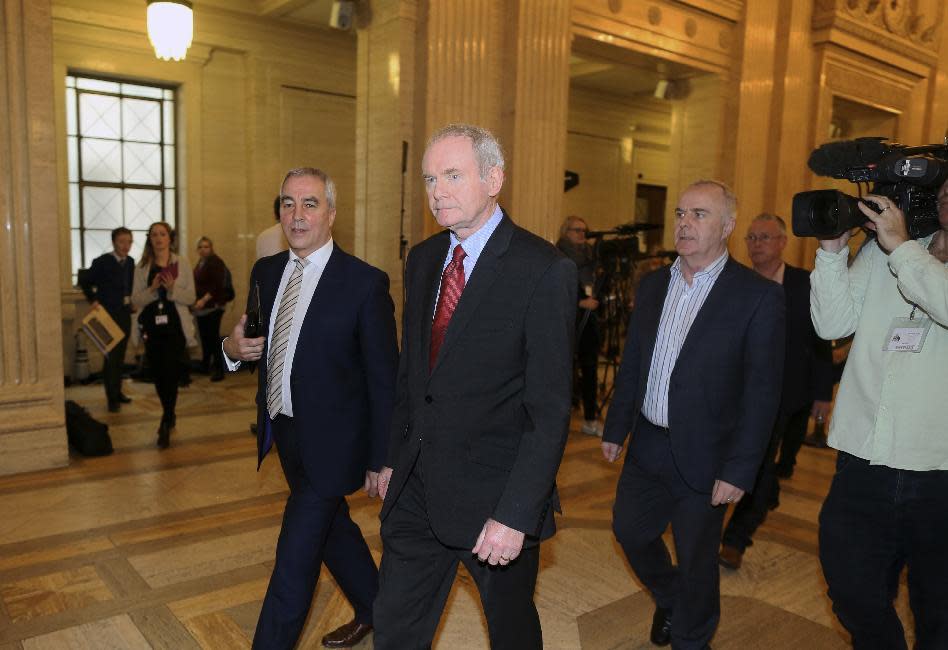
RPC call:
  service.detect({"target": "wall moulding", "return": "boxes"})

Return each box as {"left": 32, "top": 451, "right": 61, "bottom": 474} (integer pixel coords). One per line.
{"left": 820, "top": 45, "right": 922, "bottom": 115}
{"left": 812, "top": 0, "right": 943, "bottom": 69}
{"left": 571, "top": 0, "right": 735, "bottom": 74}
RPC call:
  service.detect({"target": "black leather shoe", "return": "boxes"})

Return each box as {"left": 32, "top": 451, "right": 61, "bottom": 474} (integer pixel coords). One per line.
{"left": 321, "top": 620, "right": 373, "bottom": 648}
{"left": 117, "top": 394, "right": 132, "bottom": 404}
{"left": 650, "top": 606, "right": 672, "bottom": 646}
{"left": 108, "top": 402, "right": 120, "bottom": 413}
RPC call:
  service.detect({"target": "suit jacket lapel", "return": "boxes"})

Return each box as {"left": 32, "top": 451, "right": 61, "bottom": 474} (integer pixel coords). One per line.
{"left": 298, "top": 244, "right": 344, "bottom": 335}
{"left": 640, "top": 268, "right": 671, "bottom": 388}
{"left": 677, "top": 258, "right": 735, "bottom": 359}
{"left": 419, "top": 232, "right": 451, "bottom": 374}
{"left": 429, "top": 215, "right": 514, "bottom": 375}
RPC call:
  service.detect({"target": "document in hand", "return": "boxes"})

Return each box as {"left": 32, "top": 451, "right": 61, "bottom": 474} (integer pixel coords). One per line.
{"left": 81, "top": 304, "right": 126, "bottom": 355}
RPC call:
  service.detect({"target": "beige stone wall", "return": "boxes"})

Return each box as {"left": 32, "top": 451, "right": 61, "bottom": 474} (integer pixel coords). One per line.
{"left": 52, "top": 0, "right": 357, "bottom": 371}
{"left": 565, "top": 87, "right": 672, "bottom": 233}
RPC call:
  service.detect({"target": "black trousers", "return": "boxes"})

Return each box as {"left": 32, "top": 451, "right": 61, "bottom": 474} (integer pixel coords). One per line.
{"left": 720, "top": 412, "right": 788, "bottom": 551}
{"left": 774, "top": 404, "right": 812, "bottom": 474}
{"left": 253, "top": 415, "right": 378, "bottom": 650}
{"left": 612, "top": 418, "right": 726, "bottom": 650}
{"left": 374, "top": 455, "right": 542, "bottom": 650}
{"left": 195, "top": 309, "right": 224, "bottom": 374}
{"left": 144, "top": 333, "right": 184, "bottom": 420}
{"left": 102, "top": 310, "right": 131, "bottom": 406}
{"left": 576, "top": 316, "right": 600, "bottom": 421}
{"left": 819, "top": 451, "right": 948, "bottom": 650}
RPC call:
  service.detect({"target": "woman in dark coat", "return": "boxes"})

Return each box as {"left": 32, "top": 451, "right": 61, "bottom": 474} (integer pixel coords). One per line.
{"left": 192, "top": 237, "right": 232, "bottom": 381}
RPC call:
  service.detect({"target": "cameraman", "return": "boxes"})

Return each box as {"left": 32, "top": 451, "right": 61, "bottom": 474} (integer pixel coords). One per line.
{"left": 811, "top": 180, "right": 948, "bottom": 649}
{"left": 557, "top": 216, "right": 603, "bottom": 435}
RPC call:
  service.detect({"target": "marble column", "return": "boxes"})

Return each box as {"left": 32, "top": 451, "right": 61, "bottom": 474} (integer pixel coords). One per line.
{"left": 0, "top": 0, "right": 68, "bottom": 475}
{"left": 359, "top": 0, "right": 572, "bottom": 249}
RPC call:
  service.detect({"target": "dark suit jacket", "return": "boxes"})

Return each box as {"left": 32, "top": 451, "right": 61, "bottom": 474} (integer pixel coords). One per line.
{"left": 602, "top": 258, "right": 785, "bottom": 493}
{"left": 780, "top": 264, "right": 834, "bottom": 414}
{"left": 79, "top": 252, "right": 135, "bottom": 320}
{"left": 380, "top": 214, "right": 577, "bottom": 548}
{"left": 248, "top": 245, "right": 398, "bottom": 497}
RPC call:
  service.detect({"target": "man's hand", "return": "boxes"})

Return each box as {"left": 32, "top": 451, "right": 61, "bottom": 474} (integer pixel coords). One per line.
{"left": 818, "top": 228, "right": 853, "bottom": 254}
{"left": 472, "top": 518, "right": 525, "bottom": 566}
{"left": 711, "top": 479, "right": 745, "bottom": 506}
{"left": 579, "top": 297, "right": 599, "bottom": 311}
{"left": 222, "top": 314, "right": 266, "bottom": 362}
{"left": 601, "top": 441, "right": 622, "bottom": 462}
{"left": 859, "top": 194, "right": 909, "bottom": 253}
{"left": 364, "top": 470, "right": 380, "bottom": 498}
{"left": 377, "top": 466, "right": 394, "bottom": 500}
{"left": 811, "top": 400, "right": 832, "bottom": 423}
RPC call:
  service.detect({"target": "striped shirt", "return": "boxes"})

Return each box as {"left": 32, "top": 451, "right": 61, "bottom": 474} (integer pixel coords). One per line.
{"left": 641, "top": 251, "right": 729, "bottom": 427}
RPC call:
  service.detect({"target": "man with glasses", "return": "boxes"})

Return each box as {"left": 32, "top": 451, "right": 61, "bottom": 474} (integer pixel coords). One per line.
{"left": 602, "top": 181, "right": 784, "bottom": 648}
{"left": 718, "top": 214, "right": 834, "bottom": 571}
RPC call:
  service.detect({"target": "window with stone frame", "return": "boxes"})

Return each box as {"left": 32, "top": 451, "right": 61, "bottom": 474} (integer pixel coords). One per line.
{"left": 66, "top": 74, "right": 177, "bottom": 281}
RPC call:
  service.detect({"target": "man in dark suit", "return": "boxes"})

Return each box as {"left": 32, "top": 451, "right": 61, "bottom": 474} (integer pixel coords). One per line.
{"left": 223, "top": 167, "right": 398, "bottom": 649}
{"left": 372, "top": 123, "right": 576, "bottom": 650}
{"left": 78, "top": 226, "right": 135, "bottom": 412}
{"left": 601, "top": 180, "right": 784, "bottom": 649}
{"left": 719, "top": 213, "right": 834, "bottom": 570}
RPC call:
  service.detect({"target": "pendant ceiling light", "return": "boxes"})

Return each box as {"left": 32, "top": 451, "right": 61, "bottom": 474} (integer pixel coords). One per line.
{"left": 146, "top": 0, "right": 194, "bottom": 61}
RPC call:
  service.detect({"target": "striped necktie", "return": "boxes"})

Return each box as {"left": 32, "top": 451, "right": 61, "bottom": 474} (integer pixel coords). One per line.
{"left": 267, "top": 258, "right": 308, "bottom": 418}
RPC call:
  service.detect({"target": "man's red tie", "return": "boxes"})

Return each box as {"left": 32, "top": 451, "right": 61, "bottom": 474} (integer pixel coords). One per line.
{"left": 430, "top": 244, "right": 467, "bottom": 370}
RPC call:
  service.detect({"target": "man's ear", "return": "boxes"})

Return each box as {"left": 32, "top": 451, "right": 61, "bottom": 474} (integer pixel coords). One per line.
{"left": 722, "top": 216, "right": 736, "bottom": 240}
{"left": 485, "top": 166, "right": 504, "bottom": 197}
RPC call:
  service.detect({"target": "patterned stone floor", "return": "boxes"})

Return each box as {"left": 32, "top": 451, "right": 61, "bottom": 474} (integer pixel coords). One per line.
{"left": 0, "top": 372, "right": 913, "bottom": 648}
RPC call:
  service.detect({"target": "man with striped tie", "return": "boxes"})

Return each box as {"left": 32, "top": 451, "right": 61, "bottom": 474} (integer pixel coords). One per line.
{"left": 223, "top": 167, "right": 398, "bottom": 649}
{"left": 601, "top": 180, "right": 785, "bottom": 649}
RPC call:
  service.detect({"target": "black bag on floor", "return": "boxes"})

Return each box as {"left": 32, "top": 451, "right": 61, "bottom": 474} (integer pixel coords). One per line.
{"left": 65, "top": 400, "right": 114, "bottom": 456}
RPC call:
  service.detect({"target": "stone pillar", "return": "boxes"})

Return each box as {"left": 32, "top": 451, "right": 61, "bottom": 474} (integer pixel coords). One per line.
{"left": 358, "top": 0, "right": 571, "bottom": 252}
{"left": 501, "top": 0, "right": 572, "bottom": 241}
{"left": 0, "top": 0, "right": 68, "bottom": 475}
{"left": 355, "top": 0, "right": 420, "bottom": 306}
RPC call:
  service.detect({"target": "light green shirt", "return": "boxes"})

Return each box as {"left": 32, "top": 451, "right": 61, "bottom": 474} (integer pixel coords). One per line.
{"left": 810, "top": 236, "right": 948, "bottom": 470}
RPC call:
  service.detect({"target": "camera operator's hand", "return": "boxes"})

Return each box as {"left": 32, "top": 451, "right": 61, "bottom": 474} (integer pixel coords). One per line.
{"left": 819, "top": 229, "right": 853, "bottom": 254}
{"left": 859, "top": 194, "right": 909, "bottom": 253}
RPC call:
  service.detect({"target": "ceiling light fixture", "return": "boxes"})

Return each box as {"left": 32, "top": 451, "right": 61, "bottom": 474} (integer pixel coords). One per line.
{"left": 146, "top": 0, "right": 193, "bottom": 61}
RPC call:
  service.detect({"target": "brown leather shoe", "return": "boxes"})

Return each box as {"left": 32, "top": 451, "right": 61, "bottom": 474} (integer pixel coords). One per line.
{"left": 321, "top": 620, "right": 373, "bottom": 648}
{"left": 719, "top": 544, "right": 743, "bottom": 570}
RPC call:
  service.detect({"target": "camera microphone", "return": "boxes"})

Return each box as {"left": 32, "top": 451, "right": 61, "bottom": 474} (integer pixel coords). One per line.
{"left": 807, "top": 137, "right": 891, "bottom": 178}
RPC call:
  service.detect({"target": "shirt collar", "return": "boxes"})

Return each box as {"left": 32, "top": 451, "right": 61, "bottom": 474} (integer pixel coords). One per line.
{"left": 450, "top": 205, "right": 504, "bottom": 264}
{"left": 289, "top": 238, "right": 333, "bottom": 271}
{"left": 670, "top": 249, "right": 729, "bottom": 284}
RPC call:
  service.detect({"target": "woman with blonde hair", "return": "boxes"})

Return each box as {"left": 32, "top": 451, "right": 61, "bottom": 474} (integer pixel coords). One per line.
{"left": 132, "top": 222, "right": 195, "bottom": 448}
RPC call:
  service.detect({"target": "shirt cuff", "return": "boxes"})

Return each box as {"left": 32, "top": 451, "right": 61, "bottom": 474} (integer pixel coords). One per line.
{"left": 815, "top": 245, "right": 849, "bottom": 266}
{"left": 222, "top": 337, "right": 241, "bottom": 371}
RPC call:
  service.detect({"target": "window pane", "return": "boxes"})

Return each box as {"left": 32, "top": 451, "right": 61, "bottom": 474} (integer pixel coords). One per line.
{"left": 80, "top": 138, "right": 122, "bottom": 182}
{"left": 128, "top": 233, "right": 146, "bottom": 265}
{"left": 76, "top": 78, "right": 120, "bottom": 93}
{"left": 78, "top": 93, "right": 121, "bottom": 139}
{"left": 121, "top": 83, "right": 164, "bottom": 99}
{"left": 69, "top": 183, "right": 80, "bottom": 229}
{"left": 67, "top": 136, "right": 79, "bottom": 182}
{"left": 66, "top": 88, "right": 77, "bottom": 136}
{"left": 83, "top": 230, "right": 114, "bottom": 269}
{"left": 162, "top": 100, "right": 174, "bottom": 144}
{"left": 122, "top": 98, "right": 161, "bottom": 142}
{"left": 71, "top": 228, "right": 83, "bottom": 279}
{"left": 82, "top": 187, "right": 123, "bottom": 229}
{"left": 164, "top": 189, "right": 176, "bottom": 225}
{"left": 123, "top": 142, "right": 162, "bottom": 184}
{"left": 124, "top": 189, "right": 163, "bottom": 229}
{"left": 163, "top": 145, "right": 175, "bottom": 187}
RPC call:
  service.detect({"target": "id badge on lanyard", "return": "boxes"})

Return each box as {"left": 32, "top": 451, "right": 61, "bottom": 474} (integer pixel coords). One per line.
{"left": 883, "top": 304, "right": 932, "bottom": 353}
